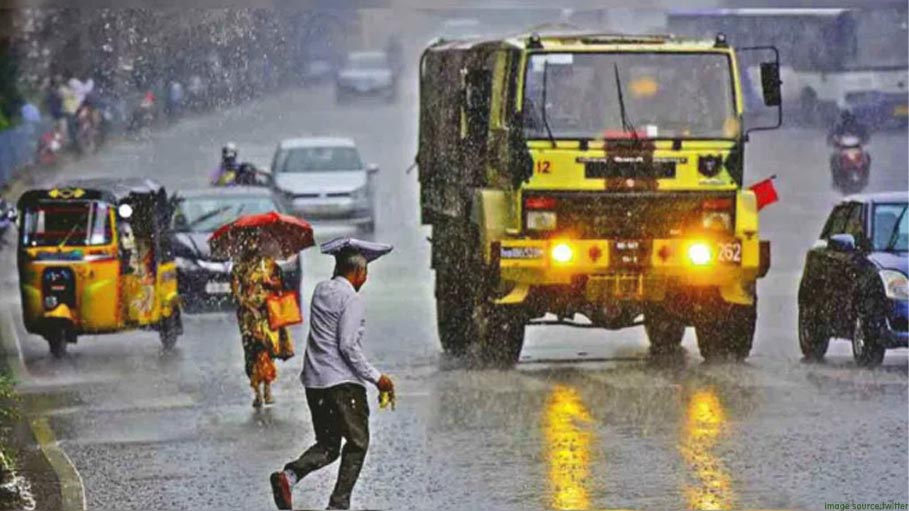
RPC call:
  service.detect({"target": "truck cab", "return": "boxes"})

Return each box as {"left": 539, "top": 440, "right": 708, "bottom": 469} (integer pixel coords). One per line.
{"left": 418, "top": 32, "right": 780, "bottom": 365}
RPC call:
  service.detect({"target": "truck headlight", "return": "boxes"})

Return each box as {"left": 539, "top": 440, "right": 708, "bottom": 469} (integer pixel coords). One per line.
{"left": 527, "top": 211, "right": 557, "bottom": 231}
{"left": 688, "top": 242, "right": 713, "bottom": 266}
{"left": 551, "top": 243, "right": 574, "bottom": 264}
{"left": 880, "top": 270, "right": 908, "bottom": 300}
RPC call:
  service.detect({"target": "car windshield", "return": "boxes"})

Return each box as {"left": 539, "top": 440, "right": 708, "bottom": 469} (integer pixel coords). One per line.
{"left": 348, "top": 53, "right": 388, "bottom": 70}
{"left": 21, "top": 201, "right": 113, "bottom": 247}
{"left": 523, "top": 52, "right": 737, "bottom": 140}
{"left": 173, "top": 195, "right": 277, "bottom": 232}
{"left": 278, "top": 146, "right": 363, "bottom": 172}
{"left": 872, "top": 202, "right": 908, "bottom": 251}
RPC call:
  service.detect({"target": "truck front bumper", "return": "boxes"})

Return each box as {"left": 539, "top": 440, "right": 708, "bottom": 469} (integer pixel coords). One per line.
{"left": 495, "top": 237, "right": 769, "bottom": 306}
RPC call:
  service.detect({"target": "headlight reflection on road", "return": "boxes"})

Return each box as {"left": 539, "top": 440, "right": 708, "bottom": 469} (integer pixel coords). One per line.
{"left": 544, "top": 385, "right": 592, "bottom": 510}
{"left": 680, "top": 388, "right": 735, "bottom": 511}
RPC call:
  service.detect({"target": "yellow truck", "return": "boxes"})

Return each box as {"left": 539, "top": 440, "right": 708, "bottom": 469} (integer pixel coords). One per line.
{"left": 418, "top": 32, "right": 780, "bottom": 365}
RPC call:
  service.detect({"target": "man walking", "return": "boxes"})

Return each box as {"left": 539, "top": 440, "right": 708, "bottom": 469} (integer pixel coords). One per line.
{"left": 271, "top": 239, "right": 395, "bottom": 510}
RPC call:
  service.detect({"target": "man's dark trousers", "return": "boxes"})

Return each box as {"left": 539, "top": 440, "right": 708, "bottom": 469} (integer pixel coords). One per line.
{"left": 285, "top": 383, "right": 370, "bottom": 510}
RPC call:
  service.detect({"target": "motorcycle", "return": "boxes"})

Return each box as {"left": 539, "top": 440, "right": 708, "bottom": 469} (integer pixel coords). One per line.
{"left": 36, "top": 126, "right": 65, "bottom": 166}
{"left": 212, "top": 162, "right": 272, "bottom": 187}
{"left": 829, "top": 134, "right": 870, "bottom": 194}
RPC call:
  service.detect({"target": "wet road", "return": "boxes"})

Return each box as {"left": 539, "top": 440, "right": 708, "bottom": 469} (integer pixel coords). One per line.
{"left": 2, "top": 68, "right": 907, "bottom": 510}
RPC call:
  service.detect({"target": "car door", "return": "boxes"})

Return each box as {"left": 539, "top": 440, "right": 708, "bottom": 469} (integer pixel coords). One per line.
{"left": 827, "top": 201, "right": 866, "bottom": 336}
{"left": 801, "top": 203, "right": 850, "bottom": 324}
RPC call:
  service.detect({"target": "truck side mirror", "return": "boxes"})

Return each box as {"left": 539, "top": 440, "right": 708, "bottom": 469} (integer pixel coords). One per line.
{"left": 760, "top": 62, "right": 782, "bottom": 107}
{"left": 366, "top": 163, "right": 379, "bottom": 174}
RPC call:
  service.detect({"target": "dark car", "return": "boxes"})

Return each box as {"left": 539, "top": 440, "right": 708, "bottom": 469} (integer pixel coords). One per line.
{"left": 798, "top": 191, "right": 908, "bottom": 367}
{"left": 171, "top": 187, "right": 303, "bottom": 312}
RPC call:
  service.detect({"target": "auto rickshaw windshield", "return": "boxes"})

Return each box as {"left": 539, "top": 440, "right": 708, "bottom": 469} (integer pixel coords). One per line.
{"left": 21, "top": 201, "right": 114, "bottom": 247}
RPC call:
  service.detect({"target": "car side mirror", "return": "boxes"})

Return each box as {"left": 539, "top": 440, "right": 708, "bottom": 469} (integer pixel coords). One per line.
{"left": 760, "top": 62, "right": 782, "bottom": 107}
{"left": 828, "top": 233, "right": 857, "bottom": 253}
{"left": 366, "top": 163, "right": 379, "bottom": 174}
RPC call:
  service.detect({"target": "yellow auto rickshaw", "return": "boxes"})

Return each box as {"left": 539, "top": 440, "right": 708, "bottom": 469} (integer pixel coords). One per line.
{"left": 16, "top": 178, "right": 182, "bottom": 357}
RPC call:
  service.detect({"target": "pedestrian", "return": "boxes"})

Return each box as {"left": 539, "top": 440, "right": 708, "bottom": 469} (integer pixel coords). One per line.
{"left": 270, "top": 238, "right": 395, "bottom": 511}
{"left": 230, "top": 240, "right": 295, "bottom": 408}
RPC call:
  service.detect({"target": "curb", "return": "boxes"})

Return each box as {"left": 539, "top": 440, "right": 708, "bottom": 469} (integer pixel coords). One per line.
{"left": 0, "top": 306, "right": 86, "bottom": 511}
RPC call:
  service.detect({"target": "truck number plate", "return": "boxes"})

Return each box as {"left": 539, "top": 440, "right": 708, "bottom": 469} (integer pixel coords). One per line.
{"left": 613, "top": 240, "right": 650, "bottom": 268}
{"left": 717, "top": 241, "right": 742, "bottom": 264}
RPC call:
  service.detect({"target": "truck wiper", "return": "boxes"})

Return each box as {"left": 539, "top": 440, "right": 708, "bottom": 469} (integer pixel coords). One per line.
{"left": 885, "top": 206, "right": 907, "bottom": 251}
{"left": 612, "top": 63, "right": 639, "bottom": 143}
{"left": 540, "top": 60, "right": 556, "bottom": 148}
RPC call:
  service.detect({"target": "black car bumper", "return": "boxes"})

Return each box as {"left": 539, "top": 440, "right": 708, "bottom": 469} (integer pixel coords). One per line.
{"left": 881, "top": 299, "right": 909, "bottom": 348}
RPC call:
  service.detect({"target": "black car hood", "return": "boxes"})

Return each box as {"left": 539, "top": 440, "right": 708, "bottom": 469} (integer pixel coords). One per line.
{"left": 173, "top": 232, "right": 219, "bottom": 261}
{"left": 868, "top": 251, "right": 909, "bottom": 274}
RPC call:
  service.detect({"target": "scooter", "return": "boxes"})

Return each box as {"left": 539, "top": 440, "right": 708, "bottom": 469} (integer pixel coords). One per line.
{"left": 36, "top": 126, "right": 65, "bottom": 166}
{"left": 829, "top": 134, "right": 870, "bottom": 194}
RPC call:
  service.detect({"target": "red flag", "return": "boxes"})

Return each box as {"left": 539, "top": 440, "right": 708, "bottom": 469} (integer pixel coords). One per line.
{"left": 749, "top": 175, "right": 779, "bottom": 211}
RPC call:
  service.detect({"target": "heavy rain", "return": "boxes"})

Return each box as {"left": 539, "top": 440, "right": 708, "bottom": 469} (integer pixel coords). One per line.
{"left": 0, "top": 2, "right": 906, "bottom": 511}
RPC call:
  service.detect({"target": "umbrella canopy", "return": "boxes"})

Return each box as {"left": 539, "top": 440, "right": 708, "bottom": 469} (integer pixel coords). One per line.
{"left": 208, "top": 211, "right": 314, "bottom": 260}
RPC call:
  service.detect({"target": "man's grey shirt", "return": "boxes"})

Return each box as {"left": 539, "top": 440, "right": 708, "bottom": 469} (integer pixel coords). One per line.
{"left": 301, "top": 276, "right": 381, "bottom": 389}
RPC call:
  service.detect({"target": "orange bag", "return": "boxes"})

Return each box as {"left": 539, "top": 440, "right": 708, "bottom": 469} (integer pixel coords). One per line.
{"left": 266, "top": 291, "right": 303, "bottom": 330}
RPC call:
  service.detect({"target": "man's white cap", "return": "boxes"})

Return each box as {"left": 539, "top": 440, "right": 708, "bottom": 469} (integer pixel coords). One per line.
{"left": 320, "top": 237, "right": 393, "bottom": 262}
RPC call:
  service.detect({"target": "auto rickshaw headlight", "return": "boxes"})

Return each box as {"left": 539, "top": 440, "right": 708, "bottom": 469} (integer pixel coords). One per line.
{"left": 118, "top": 203, "right": 133, "bottom": 219}
{"left": 44, "top": 295, "right": 58, "bottom": 310}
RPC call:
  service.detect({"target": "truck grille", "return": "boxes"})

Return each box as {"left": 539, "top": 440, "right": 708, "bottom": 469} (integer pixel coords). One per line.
{"left": 523, "top": 191, "right": 736, "bottom": 239}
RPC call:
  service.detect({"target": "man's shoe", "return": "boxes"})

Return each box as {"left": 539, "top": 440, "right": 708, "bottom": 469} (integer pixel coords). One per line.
{"left": 270, "top": 471, "right": 292, "bottom": 510}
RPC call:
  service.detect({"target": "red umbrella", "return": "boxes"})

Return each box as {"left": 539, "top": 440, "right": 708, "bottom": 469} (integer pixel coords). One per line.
{"left": 208, "top": 211, "right": 314, "bottom": 260}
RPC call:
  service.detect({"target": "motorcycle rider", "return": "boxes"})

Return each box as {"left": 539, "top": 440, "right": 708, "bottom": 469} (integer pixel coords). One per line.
{"left": 211, "top": 143, "right": 240, "bottom": 185}
{"left": 829, "top": 110, "right": 869, "bottom": 145}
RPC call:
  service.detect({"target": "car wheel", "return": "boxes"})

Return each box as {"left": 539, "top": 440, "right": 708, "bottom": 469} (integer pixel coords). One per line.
{"left": 798, "top": 305, "right": 830, "bottom": 362}
{"left": 852, "top": 313, "right": 885, "bottom": 368}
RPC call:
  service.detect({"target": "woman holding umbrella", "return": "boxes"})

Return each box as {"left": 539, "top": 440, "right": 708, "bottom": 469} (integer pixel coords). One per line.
{"left": 210, "top": 212, "right": 314, "bottom": 408}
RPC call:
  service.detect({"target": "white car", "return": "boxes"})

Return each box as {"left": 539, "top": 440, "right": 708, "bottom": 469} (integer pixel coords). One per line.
{"left": 271, "top": 137, "right": 378, "bottom": 232}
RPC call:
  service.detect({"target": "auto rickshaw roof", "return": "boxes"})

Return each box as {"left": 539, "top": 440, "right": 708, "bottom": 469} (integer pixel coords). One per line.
{"left": 18, "top": 178, "right": 166, "bottom": 206}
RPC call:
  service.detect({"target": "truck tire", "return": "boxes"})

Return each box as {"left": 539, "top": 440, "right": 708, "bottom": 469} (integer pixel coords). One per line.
{"left": 435, "top": 271, "right": 471, "bottom": 356}
{"left": 645, "top": 309, "right": 685, "bottom": 356}
{"left": 798, "top": 305, "right": 829, "bottom": 361}
{"left": 470, "top": 303, "right": 526, "bottom": 368}
{"left": 695, "top": 301, "right": 756, "bottom": 362}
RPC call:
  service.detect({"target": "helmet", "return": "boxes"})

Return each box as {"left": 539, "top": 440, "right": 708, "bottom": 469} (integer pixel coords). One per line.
{"left": 222, "top": 142, "right": 237, "bottom": 162}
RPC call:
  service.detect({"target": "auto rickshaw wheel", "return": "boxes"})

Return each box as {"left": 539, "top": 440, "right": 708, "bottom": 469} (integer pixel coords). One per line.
{"left": 159, "top": 309, "right": 181, "bottom": 350}
{"left": 46, "top": 323, "right": 74, "bottom": 358}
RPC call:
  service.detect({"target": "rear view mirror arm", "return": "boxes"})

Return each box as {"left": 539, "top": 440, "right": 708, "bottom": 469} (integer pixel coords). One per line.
{"left": 739, "top": 45, "right": 782, "bottom": 139}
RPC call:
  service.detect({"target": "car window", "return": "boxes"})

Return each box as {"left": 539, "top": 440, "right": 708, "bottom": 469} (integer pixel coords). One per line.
{"left": 821, "top": 204, "right": 850, "bottom": 238}
{"left": 872, "top": 202, "right": 908, "bottom": 251}
{"left": 843, "top": 202, "right": 866, "bottom": 241}
{"left": 279, "top": 146, "right": 363, "bottom": 173}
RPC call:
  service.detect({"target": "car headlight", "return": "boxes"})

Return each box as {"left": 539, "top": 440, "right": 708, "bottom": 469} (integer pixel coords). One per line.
{"left": 527, "top": 211, "right": 557, "bottom": 231}
{"left": 880, "top": 270, "right": 908, "bottom": 300}
{"left": 351, "top": 185, "right": 368, "bottom": 201}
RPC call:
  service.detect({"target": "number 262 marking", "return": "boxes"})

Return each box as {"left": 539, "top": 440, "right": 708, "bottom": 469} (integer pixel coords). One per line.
{"left": 535, "top": 161, "right": 551, "bottom": 174}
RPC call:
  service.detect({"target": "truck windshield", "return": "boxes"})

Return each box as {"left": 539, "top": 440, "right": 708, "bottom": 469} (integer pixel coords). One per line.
{"left": 21, "top": 201, "right": 113, "bottom": 247}
{"left": 522, "top": 52, "right": 737, "bottom": 140}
